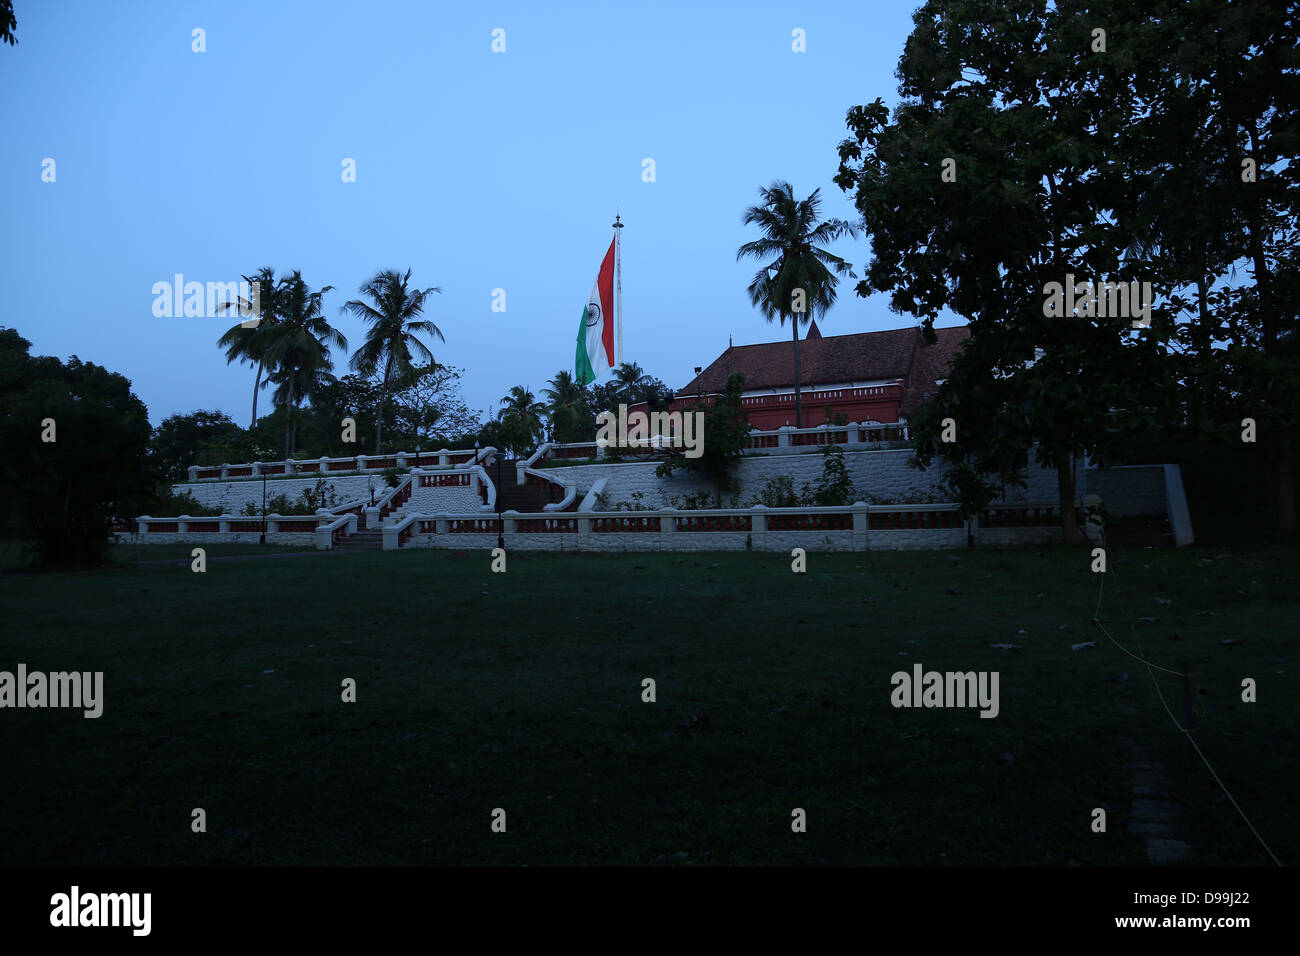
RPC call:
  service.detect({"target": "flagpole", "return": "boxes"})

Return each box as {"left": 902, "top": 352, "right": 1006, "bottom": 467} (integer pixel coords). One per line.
{"left": 612, "top": 213, "right": 624, "bottom": 366}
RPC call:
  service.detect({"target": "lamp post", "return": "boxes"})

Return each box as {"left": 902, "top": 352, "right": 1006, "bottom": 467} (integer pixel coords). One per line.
{"left": 260, "top": 471, "right": 267, "bottom": 545}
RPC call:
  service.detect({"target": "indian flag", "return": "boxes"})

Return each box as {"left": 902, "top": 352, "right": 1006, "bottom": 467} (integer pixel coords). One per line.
{"left": 575, "top": 238, "right": 616, "bottom": 385}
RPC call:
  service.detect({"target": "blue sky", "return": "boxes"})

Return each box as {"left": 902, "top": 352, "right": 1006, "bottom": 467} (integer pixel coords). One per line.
{"left": 1, "top": 0, "right": 933, "bottom": 428}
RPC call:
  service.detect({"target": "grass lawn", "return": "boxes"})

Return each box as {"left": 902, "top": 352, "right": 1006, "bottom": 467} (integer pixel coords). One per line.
{"left": 0, "top": 543, "right": 1295, "bottom": 866}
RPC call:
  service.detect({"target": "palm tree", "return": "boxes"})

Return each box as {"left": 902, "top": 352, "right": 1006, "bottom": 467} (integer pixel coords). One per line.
{"left": 737, "top": 181, "right": 857, "bottom": 427}
{"left": 543, "top": 370, "right": 584, "bottom": 410}
{"left": 611, "top": 361, "right": 651, "bottom": 406}
{"left": 542, "top": 370, "right": 588, "bottom": 443}
{"left": 341, "top": 269, "right": 443, "bottom": 454}
{"left": 216, "top": 267, "right": 281, "bottom": 428}
{"left": 497, "top": 385, "right": 545, "bottom": 456}
{"left": 263, "top": 272, "right": 346, "bottom": 459}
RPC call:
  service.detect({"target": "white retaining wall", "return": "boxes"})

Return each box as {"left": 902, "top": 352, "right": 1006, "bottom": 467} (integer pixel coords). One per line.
{"left": 396, "top": 524, "right": 1064, "bottom": 553}
{"left": 1083, "top": 465, "right": 1167, "bottom": 517}
{"left": 120, "top": 532, "right": 318, "bottom": 547}
{"left": 544, "top": 448, "right": 1061, "bottom": 508}
{"left": 170, "top": 474, "right": 378, "bottom": 513}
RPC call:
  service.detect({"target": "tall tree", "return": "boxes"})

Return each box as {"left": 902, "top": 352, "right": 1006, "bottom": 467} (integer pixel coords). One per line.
{"left": 150, "top": 410, "right": 247, "bottom": 482}
{"left": 1, "top": 0, "right": 16, "bottom": 46}
{"left": 834, "top": 0, "right": 1172, "bottom": 543}
{"left": 737, "top": 181, "right": 856, "bottom": 427}
{"left": 1, "top": 328, "right": 155, "bottom": 566}
{"left": 655, "top": 372, "right": 752, "bottom": 505}
{"left": 611, "top": 362, "right": 650, "bottom": 404}
{"left": 389, "top": 363, "right": 482, "bottom": 448}
{"left": 543, "top": 369, "right": 590, "bottom": 443}
{"left": 216, "top": 267, "right": 281, "bottom": 428}
{"left": 263, "top": 272, "right": 344, "bottom": 459}
{"left": 497, "top": 385, "right": 545, "bottom": 456}
{"left": 1109, "top": 0, "right": 1300, "bottom": 533}
{"left": 341, "top": 268, "right": 443, "bottom": 454}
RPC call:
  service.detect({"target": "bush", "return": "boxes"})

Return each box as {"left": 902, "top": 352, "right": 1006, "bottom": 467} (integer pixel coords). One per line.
{"left": 667, "top": 490, "right": 715, "bottom": 510}
{"left": 380, "top": 467, "right": 403, "bottom": 488}
{"left": 300, "top": 479, "right": 339, "bottom": 511}
{"left": 757, "top": 474, "right": 801, "bottom": 508}
{"left": 239, "top": 483, "right": 335, "bottom": 516}
{"left": 155, "top": 489, "right": 222, "bottom": 517}
{"left": 812, "top": 445, "right": 856, "bottom": 506}
{"left": 612, "top": 491, "right": 654, "bottom": 512}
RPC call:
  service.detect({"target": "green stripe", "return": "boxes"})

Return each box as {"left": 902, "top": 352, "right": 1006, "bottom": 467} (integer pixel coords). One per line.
{"left": 574, "top": 307, "right": 595, "bottom": 385}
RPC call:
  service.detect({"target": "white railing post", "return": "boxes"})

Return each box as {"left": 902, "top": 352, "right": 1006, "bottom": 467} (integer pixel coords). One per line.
{"left": 852, "top": 502, "right": 869, "bottom": 550}
{"left": 659, "top": 508, "right": 676, "bottom": 547}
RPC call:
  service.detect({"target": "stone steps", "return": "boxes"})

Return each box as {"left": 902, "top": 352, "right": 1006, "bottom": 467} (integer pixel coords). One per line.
{"left": 331, "top": 529, "right": 384, "bottom": 552}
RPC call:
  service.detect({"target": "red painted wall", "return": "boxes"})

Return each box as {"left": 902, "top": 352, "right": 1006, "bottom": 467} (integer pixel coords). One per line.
{"left": 629, "top": 384, "right": 905, "bottom": 429}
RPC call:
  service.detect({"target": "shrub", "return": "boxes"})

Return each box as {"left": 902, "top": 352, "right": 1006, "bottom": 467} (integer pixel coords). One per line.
{"left": 300, "top": 479, "right": 339, "bottom": 511}
{"left": 757, "top": 474, "right": 801, "bottom": 508}
{"left": 613, "top": 491, "right": 653, "bottom": 512}
{"left": 155, "top": 489, "right": 222, "bottom": 517}
{"left": 667, "top": 490, "right": 715, "bottom": 511}
{"left": 821, "top": 403, "right": 849, "bottom": 427}
{"left": 812, "top": 445, "right": 856, "bottom": 506}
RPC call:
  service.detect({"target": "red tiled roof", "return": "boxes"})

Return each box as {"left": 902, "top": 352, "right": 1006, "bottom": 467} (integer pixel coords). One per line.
{"left": 677, "top": 324, "right": 969, "bottom": 419}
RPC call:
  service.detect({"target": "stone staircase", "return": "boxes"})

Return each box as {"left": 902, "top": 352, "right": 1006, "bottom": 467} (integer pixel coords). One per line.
{"left": 330, "top": 528, "right": 384, "bottom": 552}
{"left": 495, "top": 459, "right": 567, "bottom": 513}
{"left": 329, "top": 458, "right": 576, "bottom": 551}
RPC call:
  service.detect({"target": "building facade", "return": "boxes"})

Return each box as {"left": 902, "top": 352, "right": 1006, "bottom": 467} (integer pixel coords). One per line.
{"left": 635, "top": 321, "right": 969, "bottom": 429}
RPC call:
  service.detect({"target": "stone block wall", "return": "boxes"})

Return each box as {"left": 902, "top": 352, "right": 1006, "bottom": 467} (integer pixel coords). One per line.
{"left": 1084, "top": 466, "right": 1167, "bottom": 517}
{"left": 170, "top": 474, "right": 376, "bottom": 514}
{"left": 121, "top": 532, "right": 318, "bottom": 547}
{"left": 544, "top": 448, "right": 1061, "bottom": 509}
